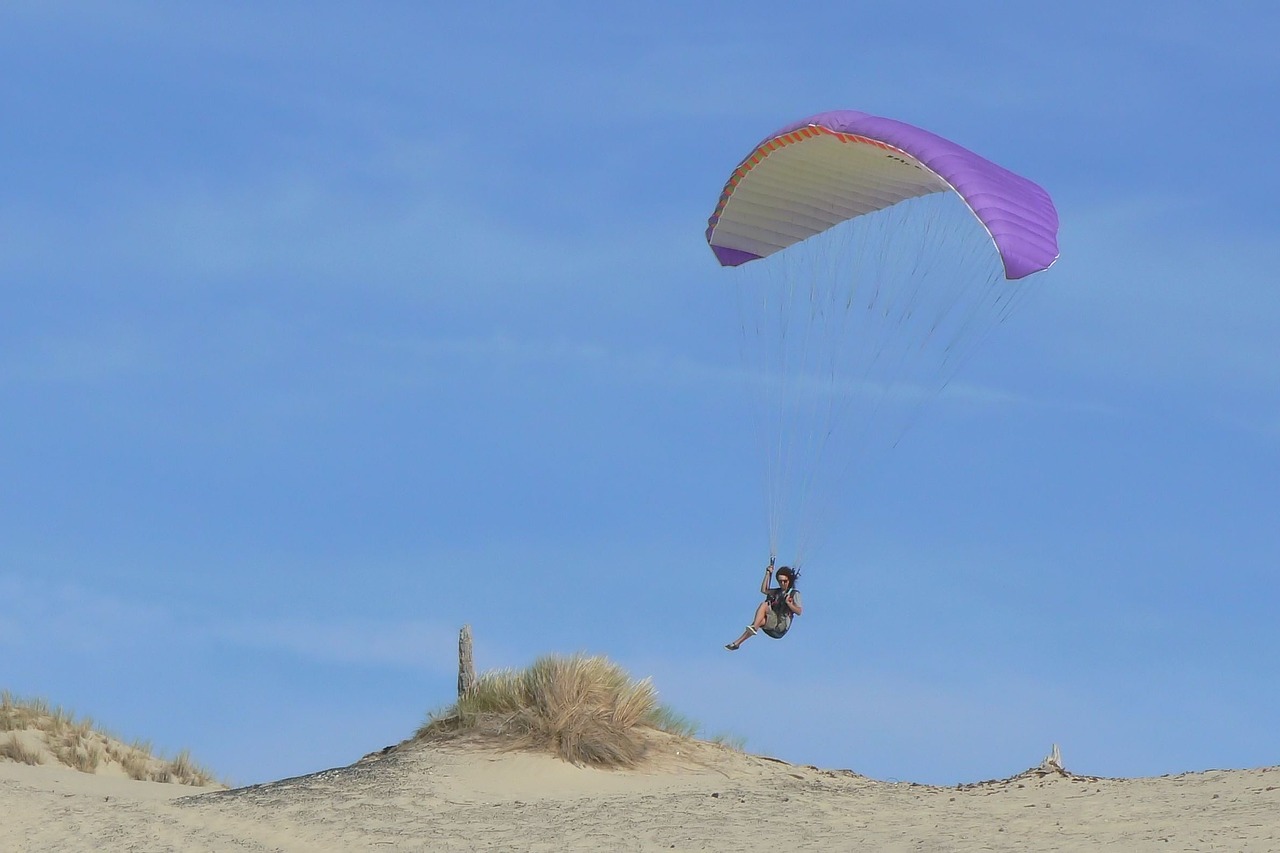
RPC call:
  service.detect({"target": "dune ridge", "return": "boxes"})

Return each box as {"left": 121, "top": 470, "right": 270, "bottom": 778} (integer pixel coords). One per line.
{"left": 5, "top": 659, "right": 1276, "bottom": 850}
{"left": 4, "top": 728, "right": 1280, "bottom": 852}
{"left": 0, "top": 692, "right": 219, "bottom": 787}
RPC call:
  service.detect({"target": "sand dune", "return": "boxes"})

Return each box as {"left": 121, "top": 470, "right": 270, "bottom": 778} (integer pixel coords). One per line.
{"left": 4, "top": 731, "right": 1280, "bottom": 851}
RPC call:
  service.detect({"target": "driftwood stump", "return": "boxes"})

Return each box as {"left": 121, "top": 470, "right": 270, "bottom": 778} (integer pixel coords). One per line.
{"left": 458, "top": 624, "right": 476, "bottom": 698}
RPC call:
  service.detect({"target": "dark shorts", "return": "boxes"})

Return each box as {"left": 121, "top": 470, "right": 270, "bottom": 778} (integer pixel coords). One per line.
{"left": 761, "top": 607, "right": 791, "bottom": 639}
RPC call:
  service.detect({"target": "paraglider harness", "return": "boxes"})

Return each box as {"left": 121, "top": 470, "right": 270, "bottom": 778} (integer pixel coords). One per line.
{"left": 761, "top": 562, "right": 799, "bottom": 639}
{"left": 761, "top": 589, "right": 796, "bottom": 638}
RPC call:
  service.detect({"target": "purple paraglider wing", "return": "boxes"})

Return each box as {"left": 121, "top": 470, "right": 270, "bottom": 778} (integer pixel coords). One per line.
{"left": 706, "top": 110, "right": 1059, "bottom": 280}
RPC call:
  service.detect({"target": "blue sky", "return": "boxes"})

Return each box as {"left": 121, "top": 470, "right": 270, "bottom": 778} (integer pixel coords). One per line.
{"left": 2, "top": 2, "right": 1278, "bottom": 786}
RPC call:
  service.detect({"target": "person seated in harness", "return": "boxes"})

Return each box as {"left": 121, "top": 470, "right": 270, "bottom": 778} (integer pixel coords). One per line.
{"left": 725, "top": 563, "right": 802, "bottom": 650}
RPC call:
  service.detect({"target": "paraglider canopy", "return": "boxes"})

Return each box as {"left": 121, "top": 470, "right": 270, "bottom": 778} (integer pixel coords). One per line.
{"left": 705, "top": 110, "right": 1059, "bottom": 280}
{"left": 705, "top": 109, "right": 1060, "bottom": 565}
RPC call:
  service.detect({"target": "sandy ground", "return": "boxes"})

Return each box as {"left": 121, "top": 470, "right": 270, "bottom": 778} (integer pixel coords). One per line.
{"left": 4, "top": 733, "right": 1280, "bottom": 852}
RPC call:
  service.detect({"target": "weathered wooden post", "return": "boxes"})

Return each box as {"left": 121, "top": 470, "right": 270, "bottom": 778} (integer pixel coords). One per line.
{"left": 458, "top": 624, "right": 476, "bottom": 698}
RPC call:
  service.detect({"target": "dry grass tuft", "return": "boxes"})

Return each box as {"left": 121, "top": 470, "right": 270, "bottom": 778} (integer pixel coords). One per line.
{"left": 0, "top": 734, "right": 42, "bottom": 765}
{"left": 1, "top": 691, "right": 48, "bottom": 732}
{"left": 53, "top": 725, "right": 105, "bottom": 773}
{"left": 416, "top": 653, "right": 696, "bottom": 767}
{"left": 711, "top": 732, "right": 748, "bottom": 752}
{"left": 165, "top": 750, "right": 217, "bottom": 786}
{"left": 0, "top": 691, "right": 219, "bottom": 785}
{"left": 121, "top": 749, "right": 151, "bottom": 781}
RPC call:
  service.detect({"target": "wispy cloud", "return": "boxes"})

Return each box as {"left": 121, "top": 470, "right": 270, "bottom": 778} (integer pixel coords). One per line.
{"left": 211, "top": 617, "right": 458, "bottom": 671}
{"left": 0, "top": 574, "right": 176, "bottom": 655}
{"left": 0, "top": 331, "right": 154, "bottom": 386}
{"left": 0, "top": 572, "right": 458, "bottom": 672}
{"left": 1024, "top": 195, "right": 1280, "bottom": 391}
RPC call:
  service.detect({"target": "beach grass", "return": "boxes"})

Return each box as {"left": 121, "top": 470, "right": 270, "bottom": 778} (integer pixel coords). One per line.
{"left": 417, "top": 653, "right": 697, "bottom": 767}
{"left": 0, "top": 733, "right": 43, "bottom": 765}
{"left": 0, "top": 690, "right": 220, "bottom": 786}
